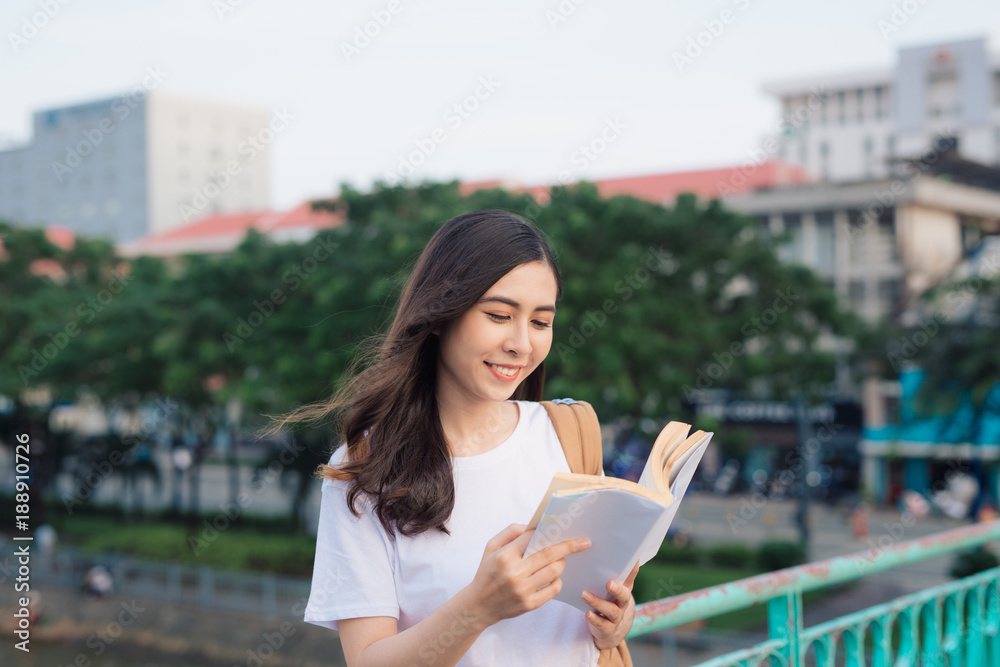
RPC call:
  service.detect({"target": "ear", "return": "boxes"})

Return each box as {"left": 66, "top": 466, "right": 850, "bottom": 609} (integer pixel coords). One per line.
{"left": 431, "top": 327, "right": 440, "bottom": 336}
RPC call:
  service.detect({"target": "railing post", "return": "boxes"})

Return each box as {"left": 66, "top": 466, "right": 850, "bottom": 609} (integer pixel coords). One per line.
{"left": 843, "top": 628, "right": 863, "bottom": 667}
{"left": 897, "top": 607, "right": 917, "bottom": 664}
{"left": 871, "top": 617, "right": 891, "bottom": 667}
{"left": 920, "top": 601, "right": 941, "bottom": 665}
{"left": 988, "top": 581, "right": 1000, "bottom": 666}
{"left": 767, "top": 590, "right": 802, "bottom": 666}
{"left": 942, "top": 592, "right": 962, "bottom": 666}
{"left": 966, "top": 586, "right": 984, "bottom": 666}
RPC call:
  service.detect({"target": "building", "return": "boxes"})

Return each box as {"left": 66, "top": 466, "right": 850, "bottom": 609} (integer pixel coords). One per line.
{"left": 860, "top": 237, "right": 1000, "bottom": 513}
{"left": 765, "top": 36, "right": 999, "bottom": 183}
{"left": 0, "top": 90, "right": 274, "bottom": 243}
{"left": 724, "top": 153, "right": 1000, "bottom": 322}
{"left": 116, "top": 201, "right": 344, "bottom": 258}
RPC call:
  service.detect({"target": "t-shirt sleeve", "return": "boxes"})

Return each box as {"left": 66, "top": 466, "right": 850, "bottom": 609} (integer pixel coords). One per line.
{"left": 303, "top": 447, "right": 399, "bottom": 631}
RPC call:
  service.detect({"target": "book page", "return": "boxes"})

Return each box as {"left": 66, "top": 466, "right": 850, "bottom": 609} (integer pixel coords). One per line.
{"left": 636, "top": 422, "right": 689, "bottom": 497}
{"left": 632, "top": 432, "right": 713, "bottom": 564}
{"left": 523, "top": 488, "right": 667, "bottom": 613}
{"left": 670, "top": 432, "right": 712, "bottom": 497}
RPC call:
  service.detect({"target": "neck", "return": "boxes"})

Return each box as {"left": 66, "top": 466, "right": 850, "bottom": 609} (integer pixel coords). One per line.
{"left": 436, "top": 392, "right": 516, "bottom": 457}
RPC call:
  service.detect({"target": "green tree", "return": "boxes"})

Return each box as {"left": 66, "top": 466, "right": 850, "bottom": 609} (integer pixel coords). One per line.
{"left": 909, "top": 275, "right": 1000, "bottom": 440}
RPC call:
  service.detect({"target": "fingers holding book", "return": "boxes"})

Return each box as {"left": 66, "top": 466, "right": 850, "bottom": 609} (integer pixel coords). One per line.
{"left": 466, "top": 523, "right": 592, "bottom": 628}
{"left": 582, "top": 561, "right": 639, "bottom": 650}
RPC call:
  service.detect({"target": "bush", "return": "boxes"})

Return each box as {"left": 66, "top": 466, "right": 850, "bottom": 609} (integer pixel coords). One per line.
{"left": 950, "top": 548, "right": 1000, "bottom": 579}
{"left": 655, "top": 541, "right": 700, "bottom": 565}
{"left": 706, "top": 543, "right": 755, "bottom": 569}
{"left": 633, "top": 562, "right": 682, "bottom": 604}
{"left": 756, "top": 540, "right": 806, "bottom": 571}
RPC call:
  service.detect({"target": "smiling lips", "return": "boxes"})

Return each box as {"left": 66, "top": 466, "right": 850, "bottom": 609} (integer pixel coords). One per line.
{"left": 486, "top": 361, "right": 522, "bottom": 381}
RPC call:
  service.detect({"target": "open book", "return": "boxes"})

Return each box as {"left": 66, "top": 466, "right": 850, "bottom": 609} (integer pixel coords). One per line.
{"left": 523, "top": 422, "right": 713, "bottom": 612}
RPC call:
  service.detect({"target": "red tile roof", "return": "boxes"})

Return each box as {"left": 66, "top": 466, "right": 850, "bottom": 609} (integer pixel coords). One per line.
{"left": 461, "top": 160, "right": 812, "bottom": 204}
{"left": 118, "top": 162, "right": 809, "bottom": 257}
{"left": 45, "top": 225, "right": 76, "bottom": 250}
{"left": 154, "top": 210, "right": 268, "bottom": 241}
{"left": 118, "top": 202, "right": 344, "bottom": 257}
{"left": 0, "top": 226, "right": 75, "bottom": 281}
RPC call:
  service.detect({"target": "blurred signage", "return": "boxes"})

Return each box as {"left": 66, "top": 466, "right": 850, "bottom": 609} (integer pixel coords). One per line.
{"left": 694, "top": 399, "right": 836, "bottom": 424}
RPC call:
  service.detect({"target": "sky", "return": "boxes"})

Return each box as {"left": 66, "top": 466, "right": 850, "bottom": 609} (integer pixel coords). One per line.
{"left": 2, "top": 0, "right": 998, "bottom": 210}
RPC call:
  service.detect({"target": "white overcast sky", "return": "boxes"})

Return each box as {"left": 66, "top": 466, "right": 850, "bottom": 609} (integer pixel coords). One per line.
{"left": 2, "top": 0, "right": 998, "bottom": 210}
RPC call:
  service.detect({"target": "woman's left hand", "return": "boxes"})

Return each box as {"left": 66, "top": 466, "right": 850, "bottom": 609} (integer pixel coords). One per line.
{"left": 582, "top": 562, "right": 639, "bottom": 650}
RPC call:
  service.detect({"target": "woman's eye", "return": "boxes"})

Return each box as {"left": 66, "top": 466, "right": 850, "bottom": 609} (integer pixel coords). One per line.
{"left": 533, "top": 320, "right": 552, "bottom": 329}
{"left": 486, "top": 313, "right": 509, "bottom": 322}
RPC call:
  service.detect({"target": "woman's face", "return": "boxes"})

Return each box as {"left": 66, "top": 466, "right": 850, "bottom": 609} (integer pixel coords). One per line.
{"left": 436, "top": 260, "right": 558, "bottom": 406}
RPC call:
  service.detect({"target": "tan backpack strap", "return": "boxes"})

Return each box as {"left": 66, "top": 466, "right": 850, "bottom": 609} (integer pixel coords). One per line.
{"left": 542, "top": 400, "right": 631, "bottom": 667}
{"left": 541, "top": 400, "right": 603, "bottom": 476}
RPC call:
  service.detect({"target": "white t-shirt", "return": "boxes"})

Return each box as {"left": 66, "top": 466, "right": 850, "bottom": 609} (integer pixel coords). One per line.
{"left": 304, "top": 400, "right": 600, "bottom": 667}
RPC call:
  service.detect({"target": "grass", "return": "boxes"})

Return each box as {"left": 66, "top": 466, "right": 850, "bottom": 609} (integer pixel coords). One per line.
{"left": 42, "top": 505, "right": 317, "bottom": 577}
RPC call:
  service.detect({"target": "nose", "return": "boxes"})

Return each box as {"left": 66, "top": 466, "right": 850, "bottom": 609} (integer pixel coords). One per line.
{"left": 503, "top": 318, "right": 531, "bottom": 357}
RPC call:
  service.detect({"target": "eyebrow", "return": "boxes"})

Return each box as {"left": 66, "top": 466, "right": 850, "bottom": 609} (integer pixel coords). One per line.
{"left": 478, "top": 296, "right": 556, "bottom": 313}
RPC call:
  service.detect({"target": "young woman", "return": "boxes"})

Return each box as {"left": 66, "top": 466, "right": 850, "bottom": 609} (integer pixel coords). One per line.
{"left": 282, "top": 210, "right": 636, "bottom": 666}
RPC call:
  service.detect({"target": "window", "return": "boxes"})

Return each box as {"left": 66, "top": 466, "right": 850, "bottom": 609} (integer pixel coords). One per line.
{"left": 780, "top": 213, "right": 804, "bottom": 263}
{"left": 877, "top": 212, "right": 898, "bottom": 263}
{"left": 864, "top": 137, "right": 873, "bottom": 156}
{"left": 819, "top": 141, "right": 830, "bottom": 180}
{"left": 838, "top": 91, "right": 846, "bottom": 124}
{"left": 847, "top": 210, "right": 867, "bottom": 265}
{"left": 887, "top": 135, "right": 896, "bottom": 156}
{"left": 848, "top": 280, "right": 866, "bottom": 309}
{"left": 878, "top": 279, "right": 902, "bottom": 312}
{"left": 815, "top": 211, "right": 836, "bottom": 273}
{"left": 856, "top": 89, "right": 865, "bottom": 121}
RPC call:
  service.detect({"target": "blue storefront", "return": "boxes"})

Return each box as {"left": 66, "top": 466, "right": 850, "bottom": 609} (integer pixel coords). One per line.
{"left": 861, "top": 368, "right": 1000, "bottom": 514}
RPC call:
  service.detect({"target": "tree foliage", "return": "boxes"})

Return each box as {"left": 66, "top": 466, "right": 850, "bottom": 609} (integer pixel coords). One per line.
{"left": 2, "top": 182, "right": 862, "bottom": 423}
{"left": 907, "top": 274, "right": 1000, "bottom": 438}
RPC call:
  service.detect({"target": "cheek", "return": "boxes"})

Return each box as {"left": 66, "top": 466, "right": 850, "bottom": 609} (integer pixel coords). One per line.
{"left": 534, "top": 330, "right": 554, "bottom": 360}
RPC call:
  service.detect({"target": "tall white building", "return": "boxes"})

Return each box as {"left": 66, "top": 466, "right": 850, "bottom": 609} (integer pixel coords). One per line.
{"left": 766, "top": 36, "right": 999, "bottom": 182}
{"left": 0, "top": 90, "right": 273, "bottom": 242}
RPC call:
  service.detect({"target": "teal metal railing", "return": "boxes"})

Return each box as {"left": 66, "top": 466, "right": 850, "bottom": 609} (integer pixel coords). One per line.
{"left": 627, "top": 520, "right": 1000, "bottom": 666}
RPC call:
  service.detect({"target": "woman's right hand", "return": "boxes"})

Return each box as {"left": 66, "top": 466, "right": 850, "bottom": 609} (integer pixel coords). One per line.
{"left": 464, "top": 523, "right": 591, "bottom": 628}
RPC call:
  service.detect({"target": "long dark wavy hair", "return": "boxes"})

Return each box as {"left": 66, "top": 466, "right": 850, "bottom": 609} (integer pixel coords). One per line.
{"left": 265, "top": 210, "right": 562, "bottom": 538}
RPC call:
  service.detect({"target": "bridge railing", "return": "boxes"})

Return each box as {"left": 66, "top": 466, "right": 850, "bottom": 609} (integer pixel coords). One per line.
{"left": 627, "top": 519, "right": 1000, "bottom": 666}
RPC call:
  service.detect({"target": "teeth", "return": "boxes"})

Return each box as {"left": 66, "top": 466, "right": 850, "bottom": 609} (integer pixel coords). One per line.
{"left": 488, "top": 363, "right": 517, "bottom": 377}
